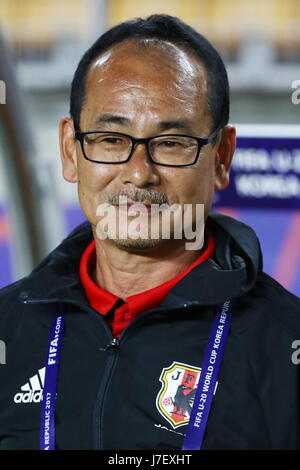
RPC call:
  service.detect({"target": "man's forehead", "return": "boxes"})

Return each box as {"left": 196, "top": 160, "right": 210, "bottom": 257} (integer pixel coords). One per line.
{"left": 87, "top": 39, "right": 207, "bottom": 86}
{"left": 81, "top": 39, "right": 210, "bottom": 130}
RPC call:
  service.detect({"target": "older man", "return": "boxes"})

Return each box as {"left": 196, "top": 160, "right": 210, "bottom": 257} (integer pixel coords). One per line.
{"left": 0, "top": 14, "right": 300, "bottom": 451}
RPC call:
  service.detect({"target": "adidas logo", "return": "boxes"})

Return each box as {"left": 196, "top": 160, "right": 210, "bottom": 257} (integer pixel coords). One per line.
{"left": 14, "top": 367, "right": 45, "bottom": 403}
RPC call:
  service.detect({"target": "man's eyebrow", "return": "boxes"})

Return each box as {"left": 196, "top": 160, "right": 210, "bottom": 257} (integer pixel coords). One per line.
{"left": 157, "top": 120, "right": 194, "bottom": 133}
{"left": 94, "top": 113, "right": 131, "bottom": 126}
{"left": 93, "top": 114, "right": 195, "bottom": 133}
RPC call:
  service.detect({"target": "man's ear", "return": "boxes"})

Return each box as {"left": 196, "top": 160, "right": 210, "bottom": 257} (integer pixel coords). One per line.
{"left": 59, "top": 117, "right": 79, "bottom": 183}
{"left": 214, "top": 125, "right": 236, "bottom": 191}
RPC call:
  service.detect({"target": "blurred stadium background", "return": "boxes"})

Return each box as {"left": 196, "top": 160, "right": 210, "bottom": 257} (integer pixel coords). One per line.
{"left": 0, "top": 0, "right": 299, "bottom": 294}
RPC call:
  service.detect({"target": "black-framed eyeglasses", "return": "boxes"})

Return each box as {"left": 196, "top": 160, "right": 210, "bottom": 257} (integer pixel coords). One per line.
{"left": 74, "top": 128, "right": 220, "bottom": 167}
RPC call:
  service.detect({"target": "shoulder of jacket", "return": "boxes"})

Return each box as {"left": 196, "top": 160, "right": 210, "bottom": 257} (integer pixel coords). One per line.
{"left": 0, "top": 277, "right": 28, "bottom": 324}
{"left": 0, "top": 277, "right": 27, "bottom": 301}
{"left": 256, "top": 271, "right": 300, "bottom": 306}
{"left": 243, "top": 271, "right": 300, "bottom": 334}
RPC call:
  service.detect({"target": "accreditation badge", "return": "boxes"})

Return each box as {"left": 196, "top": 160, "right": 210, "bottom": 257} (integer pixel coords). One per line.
{"left": 156, "top": 361, "right": 201, "bottom": 428}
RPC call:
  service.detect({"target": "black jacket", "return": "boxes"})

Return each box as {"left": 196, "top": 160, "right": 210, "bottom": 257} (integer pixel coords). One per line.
{"left": 0, "top": 212, "right": 300, "bottom": 450}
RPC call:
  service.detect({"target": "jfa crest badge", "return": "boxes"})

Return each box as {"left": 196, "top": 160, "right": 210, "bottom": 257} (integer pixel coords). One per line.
{"left": 156, "top": 361, "right": 201, "bottom": 428}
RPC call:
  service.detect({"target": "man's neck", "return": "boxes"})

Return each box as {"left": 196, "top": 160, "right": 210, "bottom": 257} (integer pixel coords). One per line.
{"left": 91, "top": 228, "right": 205, "bottom": 299}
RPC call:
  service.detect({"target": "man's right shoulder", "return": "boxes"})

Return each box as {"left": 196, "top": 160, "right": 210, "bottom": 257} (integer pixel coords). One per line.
{"left": 0, "top": 277, "right": 28, "bottom": 310}
{"left": 0, "top": 276, "right": 26, "bottom": 297}
{"left": 0, "top": 277, "right": 30, "bottom": 341}
{"left": 0, "top": 220, "right": 92, "bottom": 312}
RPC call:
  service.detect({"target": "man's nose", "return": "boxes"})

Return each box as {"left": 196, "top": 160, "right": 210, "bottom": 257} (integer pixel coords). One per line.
{"left": 120, "top": 142, "right": 160, "bottom": 187}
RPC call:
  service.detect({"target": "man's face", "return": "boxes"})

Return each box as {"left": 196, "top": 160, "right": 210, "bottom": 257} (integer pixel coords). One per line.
{"left": 60, "top": 39, "right": 235, "bottom": 250}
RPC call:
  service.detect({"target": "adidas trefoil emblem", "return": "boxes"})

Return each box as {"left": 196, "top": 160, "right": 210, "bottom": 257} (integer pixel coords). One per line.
{"left": 14, "top": 368, "right": 45, "bottom": 403}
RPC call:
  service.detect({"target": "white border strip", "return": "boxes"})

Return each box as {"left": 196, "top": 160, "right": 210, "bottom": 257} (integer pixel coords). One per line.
{"left": 233, "top": 124, "right": 300, "bottom": 138}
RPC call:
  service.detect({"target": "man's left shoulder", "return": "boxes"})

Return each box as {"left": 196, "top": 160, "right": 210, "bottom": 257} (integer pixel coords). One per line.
{"left": 241, "top": 271, "right": 300, "bottom": 334}
{"left": 256, "top": 271, "right": 300, "bottom": 307}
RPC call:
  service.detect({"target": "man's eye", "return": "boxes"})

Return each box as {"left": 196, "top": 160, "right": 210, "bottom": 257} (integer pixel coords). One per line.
{"left": 160, "top": 140, "right": 182, "bottom": 147}
{"left": 86, "top": 136, "right": 123, "bottom": 144}
{"left": 102, "top": 137, "right": 122, "bottom": 144}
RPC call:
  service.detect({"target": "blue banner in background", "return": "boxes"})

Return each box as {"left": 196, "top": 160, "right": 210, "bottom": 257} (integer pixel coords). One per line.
{"left": 214, "top": 136, "right": 300, "bottom": 209}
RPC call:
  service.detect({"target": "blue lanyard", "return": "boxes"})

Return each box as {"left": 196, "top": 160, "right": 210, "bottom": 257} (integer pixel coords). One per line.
{"left": 40, "top": 315, "right": 64, "bottom": 450}
{"left": 182, "top": 300, "right": 232, "bottom": 450}
{"left": 40, "top": 301, "right": 231, "bottom": 450}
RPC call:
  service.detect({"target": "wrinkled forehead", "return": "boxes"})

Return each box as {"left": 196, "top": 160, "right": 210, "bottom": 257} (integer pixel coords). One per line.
{"left": 85, "top": 38, "right": 208, "bottom": 101}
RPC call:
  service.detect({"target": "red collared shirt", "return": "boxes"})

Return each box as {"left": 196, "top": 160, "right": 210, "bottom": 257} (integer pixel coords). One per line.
{"left": 80, "top": 231, "right": 215, "bottom": 338}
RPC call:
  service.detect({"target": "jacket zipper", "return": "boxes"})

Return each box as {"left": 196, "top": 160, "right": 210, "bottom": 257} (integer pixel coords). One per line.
{"left": 94, "top": 336, "right": 119, "bottom": 450}
{"left": 91, "top": 306, "right": 192, "bottom": 449}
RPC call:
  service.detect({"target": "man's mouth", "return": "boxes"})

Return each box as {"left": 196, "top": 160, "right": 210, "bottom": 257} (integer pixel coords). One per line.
{"left": 114, "top": 202, "right": 152, "bottom": 213}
